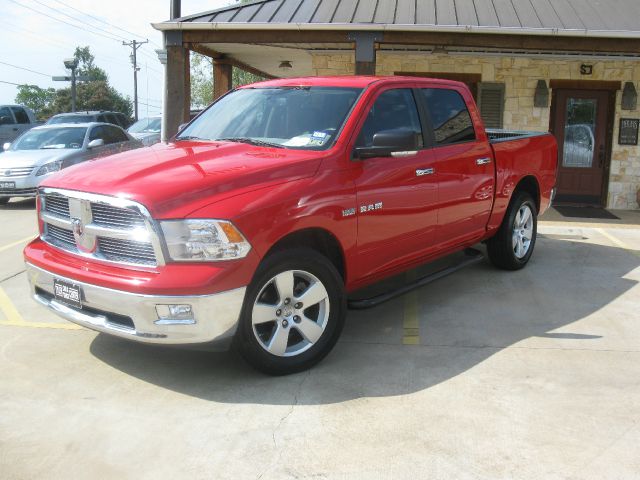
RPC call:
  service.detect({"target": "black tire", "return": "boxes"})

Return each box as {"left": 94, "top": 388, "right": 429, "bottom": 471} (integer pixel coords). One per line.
{"left": 235, "top": 248, "right": 346, "bottom": 375}
{"left": 487, "top": 191, "right": 537, "bottom": 270}
{"left": 0, "top": 198, "right": 9, "bottom": 206}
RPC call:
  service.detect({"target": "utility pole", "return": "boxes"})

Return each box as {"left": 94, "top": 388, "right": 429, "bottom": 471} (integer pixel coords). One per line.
{"left": 123, "top": 39, "right": 148, "bottom": 121}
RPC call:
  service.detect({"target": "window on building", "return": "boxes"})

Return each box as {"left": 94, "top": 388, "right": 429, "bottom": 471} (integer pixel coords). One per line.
{"left": 478, "top": 83, "right": 506, "bottom": 129}
{"left": 356, "top": 89, "right": 423, "bottom": 148}
{"left": 420, "top": 88, "right": 476, "bottom": 145}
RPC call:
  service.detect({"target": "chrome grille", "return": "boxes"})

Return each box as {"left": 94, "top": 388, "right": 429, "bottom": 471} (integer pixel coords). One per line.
{"left": 46, "top": 224, "right": 76, "bottom": 250}
{"left": 98, "top": 238, "right": 156, "bottom": 265}
{"left": 40, "top": 189, "right": 162, "bottom": 267}
{"left": 91, "top": 203, "right": 146, "bottom": 229}
{"left": 1, "top": 166, "right": 35, "bottom": 177}
{"left": 44, "top": 195, "right": 70, "bottom": 218}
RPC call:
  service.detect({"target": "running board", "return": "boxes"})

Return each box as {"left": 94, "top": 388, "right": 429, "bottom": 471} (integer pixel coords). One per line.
{"left": 347, "top": 248, "right": 484, "bottom": 310}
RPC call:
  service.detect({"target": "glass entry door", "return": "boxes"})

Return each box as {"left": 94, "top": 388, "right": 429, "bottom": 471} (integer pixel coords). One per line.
{"left": 553, "top": 89, "right": 610, "bottom": 205}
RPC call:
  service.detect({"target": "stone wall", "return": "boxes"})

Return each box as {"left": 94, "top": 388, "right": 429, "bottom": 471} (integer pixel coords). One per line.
{"left": 310, "top": 52, "right": 640, "bottom": 209}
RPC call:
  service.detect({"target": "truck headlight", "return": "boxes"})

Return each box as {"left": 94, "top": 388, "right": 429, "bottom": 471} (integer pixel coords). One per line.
{"left": 35, "top": 160, "right": 62, "bottom": 176}
{"left": 160, "top": 219, "right": 251, "bottom": 261}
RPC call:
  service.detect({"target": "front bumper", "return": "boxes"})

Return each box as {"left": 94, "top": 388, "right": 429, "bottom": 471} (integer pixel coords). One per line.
{"left": 0, "top": 174, "right": 41, "bottom": 198}
{"left": 26, "top": 262, "right": 247, "bottom": 348}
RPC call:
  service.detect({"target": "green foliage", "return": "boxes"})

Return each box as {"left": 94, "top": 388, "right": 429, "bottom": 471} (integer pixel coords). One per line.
{"left": 14, "top": 46, "right": 132, "bottom": 120}
{"left": 189, "top": 51, "right": 266, "bottom": 108}
{"left": 15, "top": 85, "right": 57, "bottom": 121}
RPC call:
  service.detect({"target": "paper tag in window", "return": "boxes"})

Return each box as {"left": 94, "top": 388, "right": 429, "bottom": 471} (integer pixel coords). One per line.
{"left": 312, "top": 131, "right": 327, "bottom": 139}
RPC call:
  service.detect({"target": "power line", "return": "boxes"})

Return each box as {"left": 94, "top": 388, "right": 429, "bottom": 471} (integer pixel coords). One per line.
{"left": 50, "top": 0, "right": 162, "bottom": 49}
{"left": 27, "top": 0, "right": 130, "bottom": 42}
{"left": 0, "top": 80, "right": 24, "bottom": 87}
{"left": 8, "top": 0, "right": 125, "bottom": 43}
{"left": 0, "top": 60, "right": 51, "bottom": 77}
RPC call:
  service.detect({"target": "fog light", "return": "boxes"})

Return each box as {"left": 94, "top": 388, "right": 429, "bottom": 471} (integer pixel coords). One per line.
{"left": 155, "top": 304, "right": 195, "bottom": 325}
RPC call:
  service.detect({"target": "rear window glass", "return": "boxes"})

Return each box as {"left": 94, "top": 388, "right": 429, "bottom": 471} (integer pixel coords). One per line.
{"left": 420, "top": 89, "right": 476, "bottom": 145}
{"left": 49, "top": 115, "right": 94, "bottom": 124}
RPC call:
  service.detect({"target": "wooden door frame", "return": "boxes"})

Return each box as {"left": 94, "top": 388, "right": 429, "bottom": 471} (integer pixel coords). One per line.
{"left": 549, "top": 80, "right": 619, "bottom": 207}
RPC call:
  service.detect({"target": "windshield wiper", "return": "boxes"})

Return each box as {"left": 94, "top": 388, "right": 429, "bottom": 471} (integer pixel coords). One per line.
{"left": 175, "top": 135, "right": 206, "bottom": 141}
{"left": 217, "top": 137, "right": 283, "bottom": 148}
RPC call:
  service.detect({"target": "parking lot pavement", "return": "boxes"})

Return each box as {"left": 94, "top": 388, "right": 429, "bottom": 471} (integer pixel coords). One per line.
{"left": 1, "top": 199, "right": 639, "bottom": 480}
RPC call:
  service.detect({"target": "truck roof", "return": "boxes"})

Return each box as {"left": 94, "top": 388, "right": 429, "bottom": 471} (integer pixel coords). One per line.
{"left": 241, "top": 75, "right": 466, "bottom": 89}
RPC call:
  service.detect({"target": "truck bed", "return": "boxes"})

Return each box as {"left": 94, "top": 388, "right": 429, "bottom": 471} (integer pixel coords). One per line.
{"left": 486, "top": 129, "right": 550, "bottom": 143}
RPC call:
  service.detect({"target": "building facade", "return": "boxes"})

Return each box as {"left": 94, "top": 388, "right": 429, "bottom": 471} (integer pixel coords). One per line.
{"left": 155, "top": 0, "right": 640, "bottom": 209}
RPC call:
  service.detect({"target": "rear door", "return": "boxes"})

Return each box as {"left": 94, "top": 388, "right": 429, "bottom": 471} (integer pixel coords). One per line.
{"left": 418, "top": 87, "right": 495, "bottom": 247}
{"left": 353, "top": 86, "right": 439, "bottom": 279}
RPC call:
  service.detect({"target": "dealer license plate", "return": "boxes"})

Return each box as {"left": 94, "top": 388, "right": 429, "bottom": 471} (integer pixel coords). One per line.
{"left": 53, "top": 279, "right": 83, "bottom": 309}
{"left": 0, "top": 181, "right": 15, "bottom": 189}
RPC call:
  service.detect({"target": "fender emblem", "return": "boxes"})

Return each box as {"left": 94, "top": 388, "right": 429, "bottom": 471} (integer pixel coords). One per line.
{"left": 360, "top": 202, "right": 383, "bottom": 214}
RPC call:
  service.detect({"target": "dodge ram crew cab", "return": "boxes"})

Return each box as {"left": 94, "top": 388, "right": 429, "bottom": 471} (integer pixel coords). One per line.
{"left": 24, "top": 76, "right": 558, "bottom": 375}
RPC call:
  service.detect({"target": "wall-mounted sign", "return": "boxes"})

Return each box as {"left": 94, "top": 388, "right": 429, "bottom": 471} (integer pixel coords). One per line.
{"left": 580, "top": 64, "right": 593, "bottom": 75}
{"left": 619, "top": 118, "right": 639, "bottom": 146}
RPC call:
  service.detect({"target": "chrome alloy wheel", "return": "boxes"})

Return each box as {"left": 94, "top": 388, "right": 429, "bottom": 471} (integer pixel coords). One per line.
{"left": 251, "top": 269, "right": 330, "bottom": 357}
{"left": 512, "top": 204, "right": 534, "bottom": 259}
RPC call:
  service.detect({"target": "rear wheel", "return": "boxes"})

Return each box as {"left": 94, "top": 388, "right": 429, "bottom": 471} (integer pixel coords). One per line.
{"left": 487, "top": 192, "right": 537, "bottom": 270}
{"left": 235, "top": 248, "right": 346, "bottom": 375}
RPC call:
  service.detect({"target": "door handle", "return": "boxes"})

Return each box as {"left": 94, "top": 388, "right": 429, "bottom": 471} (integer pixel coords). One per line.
{"left": 476, "top": 157, "right": 491, "bottom": 165}
{"left": 416, "top": 168, "right": 434, "bottom": 177}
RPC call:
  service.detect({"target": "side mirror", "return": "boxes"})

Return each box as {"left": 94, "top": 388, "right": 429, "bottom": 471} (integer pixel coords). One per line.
{"left": 354, "top": 128, "right": 419, "bottom": 159}
{"left": 87, "top": 139, "right": 105, "bottom": 149}
{"left": 3, "top": 142, "right": 10, "bottom": 151}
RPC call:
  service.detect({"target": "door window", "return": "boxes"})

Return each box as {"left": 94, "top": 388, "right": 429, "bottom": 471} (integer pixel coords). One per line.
{"left": 89, "top": 126, "right": 105, "bottom": 142}
{"left": 420, "top": 89, "right": 476, "bottom": 145}
{"left": 10, "top": 107, "right": 30, "bottom": 124}
{"left": 0, "top": 107, "right": 15, "bottom": 125}
{"left": 103, "top": 125, "right": 128, "bottom": 144}
{"left": 356, "top": 89, "right": 423, "bottom": 148}
{"left": 562, "top": 98, "right": 597, "bottom": 168}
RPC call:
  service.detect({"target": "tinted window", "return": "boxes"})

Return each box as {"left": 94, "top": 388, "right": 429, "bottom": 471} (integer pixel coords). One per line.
{"left": 11, "top": 107, "right": 30, "bottom": 124}
{"left": 104, "top": 125, "right": 128, "bottom": 144}
{"left": 105, "top": 114, "right": 119, "bottom": 125}
{"left": 89, "top": 126, "right": 105, "bottom": 141}
{"left": 420, "top": 89, "right": 476, "bottom": 145}
{"left": 356, "top": 89, "right": 423, "bottom": 148}
{"left": 0, "top": 107, "right": 15, "bottom": 125}
{"left": 49, "top": 114, "right": 94, "bottom": 124}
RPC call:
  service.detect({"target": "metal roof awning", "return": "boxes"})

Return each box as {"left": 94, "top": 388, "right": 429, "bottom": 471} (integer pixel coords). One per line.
{"left": 153, "top": 0, "right": 640, "bottom": 39}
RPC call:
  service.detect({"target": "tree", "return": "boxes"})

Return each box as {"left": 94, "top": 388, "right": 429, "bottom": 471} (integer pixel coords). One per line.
{"left": 14, "top": 46, "right": 133, "bottom": 119}
{"left": 189, "top": 51, "right": 266, "bottom": 108}
{"left": 15, "top": 85, "right": 57, "bottom": 120}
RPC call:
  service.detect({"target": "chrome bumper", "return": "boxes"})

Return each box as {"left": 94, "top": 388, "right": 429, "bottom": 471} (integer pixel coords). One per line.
{"left": 26, "top": 262, "right": 246, "bottom": 347}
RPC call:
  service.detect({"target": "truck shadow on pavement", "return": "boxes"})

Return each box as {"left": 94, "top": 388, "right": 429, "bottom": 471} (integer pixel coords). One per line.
{"left": 90, "top": 235, "right": 639, "bottom": 405}
{"left": 1, "top": 199, "right": 36, "bottom": 210}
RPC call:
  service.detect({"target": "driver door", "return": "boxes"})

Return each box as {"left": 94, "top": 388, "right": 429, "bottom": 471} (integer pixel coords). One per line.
{"left": 353, "top": 87, "right": 439, "bottom": 280}
{"left": 0, "top": 106, "right": 17, "bottom": 145}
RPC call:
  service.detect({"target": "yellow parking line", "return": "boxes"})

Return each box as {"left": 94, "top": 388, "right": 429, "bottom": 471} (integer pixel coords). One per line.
{"left": 0, "top": 286, "right": 26, "bottom": 323}
{"left": 0, "top": 286, "right": 81, "bottom": 330}
{"left": 403, "top": 271, "right": 420, "bottom": 345}
{"left": 0, "top": 235, "right": 36, "bottom": 253}
{"left": 596, "top": 228, "right": 640, "bottom": 257}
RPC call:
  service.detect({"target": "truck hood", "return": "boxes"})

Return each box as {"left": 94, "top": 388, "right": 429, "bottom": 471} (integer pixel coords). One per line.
{"left": 0, "top": 149, "right": 76, "bottom": 168}
{"left": 42, "top": 141, "right": 324, "bottom": 218}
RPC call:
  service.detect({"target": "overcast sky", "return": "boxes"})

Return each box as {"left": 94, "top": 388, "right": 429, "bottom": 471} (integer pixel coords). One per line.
{"left": 1, "top": 0, "right": 232, "bottom": 117}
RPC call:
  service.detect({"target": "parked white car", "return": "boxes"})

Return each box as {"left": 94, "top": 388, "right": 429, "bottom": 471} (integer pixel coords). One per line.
{"left": 0, "top": 105, "right": 38, "bottom": 148}
{"left": 0, "top": 123, "right": 142, "bottom": 204}
{"left": 128, "top": 115, "right": 161, "bottom": 146}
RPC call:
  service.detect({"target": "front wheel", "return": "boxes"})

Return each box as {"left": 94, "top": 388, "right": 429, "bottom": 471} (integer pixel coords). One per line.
{"left": 235, "top": 248, "right": 346, "bottom": 375}
{"left": 487, "top": 192, "right": 537, "bottom": 270}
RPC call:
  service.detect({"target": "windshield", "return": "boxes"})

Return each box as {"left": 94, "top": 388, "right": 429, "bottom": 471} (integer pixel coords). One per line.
{"left": 129, "top": 117, "right": 161, "bottom": 134}
{"left": 11, "top": 127, "right": 87, "bottom": 150}
{"left": 177, "top": 87, "right": 362, "bottom": 150}
{"left": 48, "top": 115, "right": 93, "bottom": 124}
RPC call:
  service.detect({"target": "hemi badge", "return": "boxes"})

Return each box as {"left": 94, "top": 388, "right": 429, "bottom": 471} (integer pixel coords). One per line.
{"left": 342, "top": 208, "right": 356, "bottom": 217}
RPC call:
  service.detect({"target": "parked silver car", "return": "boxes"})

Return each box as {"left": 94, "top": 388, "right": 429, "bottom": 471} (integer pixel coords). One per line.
{"left": 0, "top": 123, "right": 142, "bottom": 204}
{"left": 128, "top": 115, "right": 161, "bottom": 146}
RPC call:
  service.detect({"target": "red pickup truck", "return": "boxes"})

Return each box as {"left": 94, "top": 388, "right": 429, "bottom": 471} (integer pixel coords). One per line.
{"left": 24, "top": 76, "right": 557, "bottom": 374}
